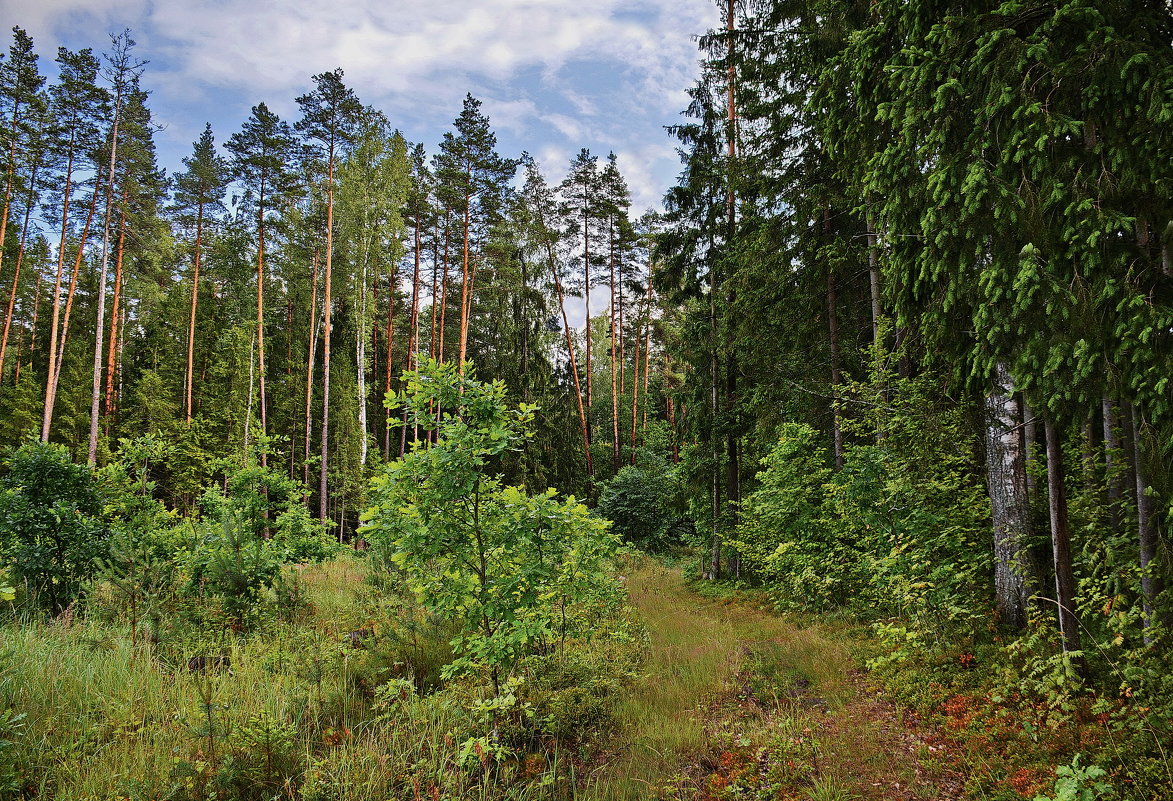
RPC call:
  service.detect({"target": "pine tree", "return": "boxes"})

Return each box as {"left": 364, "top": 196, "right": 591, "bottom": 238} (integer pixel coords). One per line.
{"left": 433, "top": 94, "right": 515, "bottom": 372}
{"left": 41, "top": 46, "right": 106, "bottom": 442}
{"left": 295, "top": 68, "right": 362, "bottom": 522}
{"left": 173, "top": 123, "right": 229, "bottom": 426}
{"left": 227, "top": 102, "right": 298, "bottom": 467}
{"left": 87, "top": 30, "right": 145, "bottom": 465}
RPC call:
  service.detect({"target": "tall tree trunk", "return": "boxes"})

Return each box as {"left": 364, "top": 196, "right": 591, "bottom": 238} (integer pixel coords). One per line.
{"left": 723, "top": 0, "right": 740, "bottom": 580}
{"left": 21, "top": 250, "right": 44, "bottom": 384}
{"left": 54, "top": 187, "right": 99, "bottom": 386}
{"left": 583, "top": 203, "right": 592, "bottom": 451}
{"left": 303, "top": 250, "right": 319, "bottom": 491}
{"left": 0, "top": 160, "right": 38, "bottom": 382}
{"left": 104, "top": 193, "right": 128, "bottom": 422}
{"left": 88, "top": 99, "right": 123, "bottom": 466}
{"left": 185, "top": 197, "right": 204, "bottom": 425}
{"left": 1102, "top": 397, "right": 1122, "bottom": 530}
{"left": 865, "top": 214, "right": 881, "bottom": 343}
{"left": 630, "top": 285, "right": 645, "bottom": 464}
{"left": 827, "top": 267, "right": 844, "bottom": 469}
{"left": 319, "top": 155, "right": 336, "bottom": 523}
{"left": 618, "top": 264, "right": 626, "bottom": 438}
{"left": 986, "top": 362, "right": 1036, "bottom": 628}
{"left": 1045, "top": 417, "right": 1083, "bottom": 661}
{"left": 42, "top": 137, "right": 78, "bottom": 441}
{"left": 400, "top": 219, "right": 422, "bottom": 457}
{"left": 356, "top": 245, "right": 370, "bottom": 468}
{"left": 429, "top": 217, "right": 440, "bottom": 361}
{"left": 256, "top": 194, "right": 269, "bottom": 468}
{"left": 1132, "top": 405, "right": 1163, "bottom": 644}
{"left": 549, "top": 241, "right": 591, "bottom": 476}
{"left": 642, "top": 310, "right": 651, "bottom": 435}
{"left": 708, "top": 251, "right": 721, "bottom": 581}
{"left": 0, "top": 91, "right": 25, "bottom": 289}
{"left": 1023, "top": 400, "right": 1038, "bottom": 495}
{"left": 609, "top": 219, "right": 620, "bottom": 472}
{"left": 438, "top": 210, "right": 450, "bottom": 364}
{"left": 667, "top": 395, "right": 678, "bottom": 463}
{"left": 458, "top": 181, "right": 472, "bottom": 371}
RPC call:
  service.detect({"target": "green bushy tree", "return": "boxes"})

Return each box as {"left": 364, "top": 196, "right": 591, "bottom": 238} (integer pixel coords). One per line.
{"left": 362, "top": 360, "right": 620, "bottom": 693}
{"left": 596, "top": 463, "right": 682, "bottom": 552}
{"left": 0, "top": 440, "right": 108, "bottom": 612}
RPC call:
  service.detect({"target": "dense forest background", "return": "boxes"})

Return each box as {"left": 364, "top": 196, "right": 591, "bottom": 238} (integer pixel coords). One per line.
{"left": 0, "top": 0, "right": 1172, "bottom": 798}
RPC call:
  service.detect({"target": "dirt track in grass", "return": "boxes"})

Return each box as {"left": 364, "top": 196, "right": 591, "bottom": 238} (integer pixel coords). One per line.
{"left": 581, "top": 562, "right": 968, "bottom": 800}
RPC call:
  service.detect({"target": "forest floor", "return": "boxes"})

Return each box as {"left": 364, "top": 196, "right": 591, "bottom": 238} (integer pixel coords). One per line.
{"left": 584, "top": 560, "right": 970, "bottom": 800}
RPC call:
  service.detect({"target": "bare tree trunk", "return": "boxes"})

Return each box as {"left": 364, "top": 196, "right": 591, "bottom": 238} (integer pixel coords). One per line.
{"left": 88, "top": 98, "right": 123, "bottom": 466}
{"left": 827, "top": 267, "right": 844, "bottom": 469}
{"left": 103, "top": 193, "right": 128, "bottom": 422}
{"left": 21, "top": 252, "right": 44, "bottom": 384}
{"left": 708, "top": 252, "right": 721, "bottom": 581}
{"left": 1102, "top": 397, "right": 1122, "bottom": 530}
{"left": 438, "top": 210, "right": 450, "bottom": 364}
{"left": 0, "top": 93, "right": 25, "bottom": 288}
{"left": 1132, "top": 405, "right": 1163, "bottom": 644}
{"left": 985, "top": 362, "right": 1036, "bottom": 628}
{"left": 1023, "top": 400, "right": 1038, "bottom": 495}
{"left": 630, "top": 288, "right": 643, "bottom": 464}
{"left": 401, "top": 219, "right": 422, "bottom": 457}
{"left": 319, "top": 155, "right": 336, "bottom": 523}
{"left": 53, "top": 188, "right": 99, "bottom": 391}
{"left": 642, "top": 313, "right": 651, "bottom": 436}
{"left": 667, "top": 395, "right": 679, "bottom": 463}
{"left": 609, "top": 219, "right": 620, "bottom": 472}
{"left": 42, "top": 139, "right": 79, "bottom": 441}
{"left": 356, "top": 245, "right": 370, "bottom": 468}
{"left": 584, "top": 203, "right": 593, "bottom": 451}
{"left": 1045, "top": 417, "right": 1083, "bottom": 662}
{"left": 0, "top": 161, "right": 38, "bottom": 382}
{"left": 244, "top": 330, "right": 256, "bottom": 455}
{"left": 256, "top": 198, "right": 269, "bottom": 468}
{"left": 866, "top": 215, "right": 881, "bottom": 343}
{"left": 303, "top": 250, "right": 319, "bottom": 491}
{"left": 457, "top": 183, "right": 472, "bottom": 371}
{"left": 429, "top": 218, "right": 439, "bottom": 361}
{"left": 550, "top": 242, "right": 592, "bottom": 476}
{"left": 185, "top": 197, "right": 204, "bottom": 425}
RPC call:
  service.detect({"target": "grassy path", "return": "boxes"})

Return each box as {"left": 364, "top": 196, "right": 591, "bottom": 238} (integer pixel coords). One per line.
{"left": 582, "top": 561, "right": 966, "bottom": 800}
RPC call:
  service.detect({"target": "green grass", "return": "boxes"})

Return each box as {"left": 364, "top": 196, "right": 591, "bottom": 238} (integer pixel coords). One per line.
{"left": 579, "top": 560, "right": 855, "bottom": 799}
{"left": 579, "top": 559, "right": 960, "bottom": 801}
{"left": 0, "top": 556, "right": 497, "bottom": 800}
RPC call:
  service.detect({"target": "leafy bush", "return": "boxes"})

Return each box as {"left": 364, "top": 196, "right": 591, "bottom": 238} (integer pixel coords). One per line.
{"left": 180, "top": 513, "right": 287, "bottom": 629}
{"left": 200, "top": 465, "right": 339, "bottom": 563}
{"left": 732, "top": 423, "right": 851, "bottom": 610}
{"left": 596, "top": 463, "right": 684, "bottom": 551}
{"left": 363, "top": 361, "right": 622, "bottom": 692}
{"left": 0, "top": 441, "right": 109, "bottom": 612}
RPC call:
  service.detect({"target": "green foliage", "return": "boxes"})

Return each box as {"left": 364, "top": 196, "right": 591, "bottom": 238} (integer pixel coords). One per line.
{"left": 200, "top": 464, "right": 338, "bottom": 563}
{"left": 180, "top": 512, "right": 287, "bottom": 630}
{"left": 0, "top": 440, "right": 108, "bottom": 613}
{"left": 595, "top": 461, "right": 684, "bottom": 551}
{"left": 363, "top": 360, "right": 621, "bottom": 688}
{"left": 222, "top": 711, "right": 301, "bottom": 799}
{"left": 1032, "top": 755, "right": 1115, "bottom": 801}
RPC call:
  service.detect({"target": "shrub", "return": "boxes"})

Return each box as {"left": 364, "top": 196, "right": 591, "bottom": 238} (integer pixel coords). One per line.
{"left": 0, "top": 441, "right": 109, "bottom": 613}
{"left": 181, "top": 513, "right": 286, "bottom": 629}
{"left": 363, "top": 360, "right": 622, "bottom": 693}
{"left": 200, "top": 464, "right": 338, "bottom": 563}
{"left": 596, "top": 463, "right": 683, "bottom": 551}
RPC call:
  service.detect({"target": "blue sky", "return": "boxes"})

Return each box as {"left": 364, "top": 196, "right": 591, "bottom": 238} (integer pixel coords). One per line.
{"left": 1, "top": 0, "right": 716, "bottom": 213}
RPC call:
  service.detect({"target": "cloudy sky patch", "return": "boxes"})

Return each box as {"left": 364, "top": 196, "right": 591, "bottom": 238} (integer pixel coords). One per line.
{"left": 1, "top": 0, "right": 713, "bottom": 211}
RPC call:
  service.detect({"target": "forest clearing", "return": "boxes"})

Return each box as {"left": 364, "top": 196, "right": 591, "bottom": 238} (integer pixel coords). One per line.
{"left": 0, "top": 0, "right": 1171, "bottom": 799}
